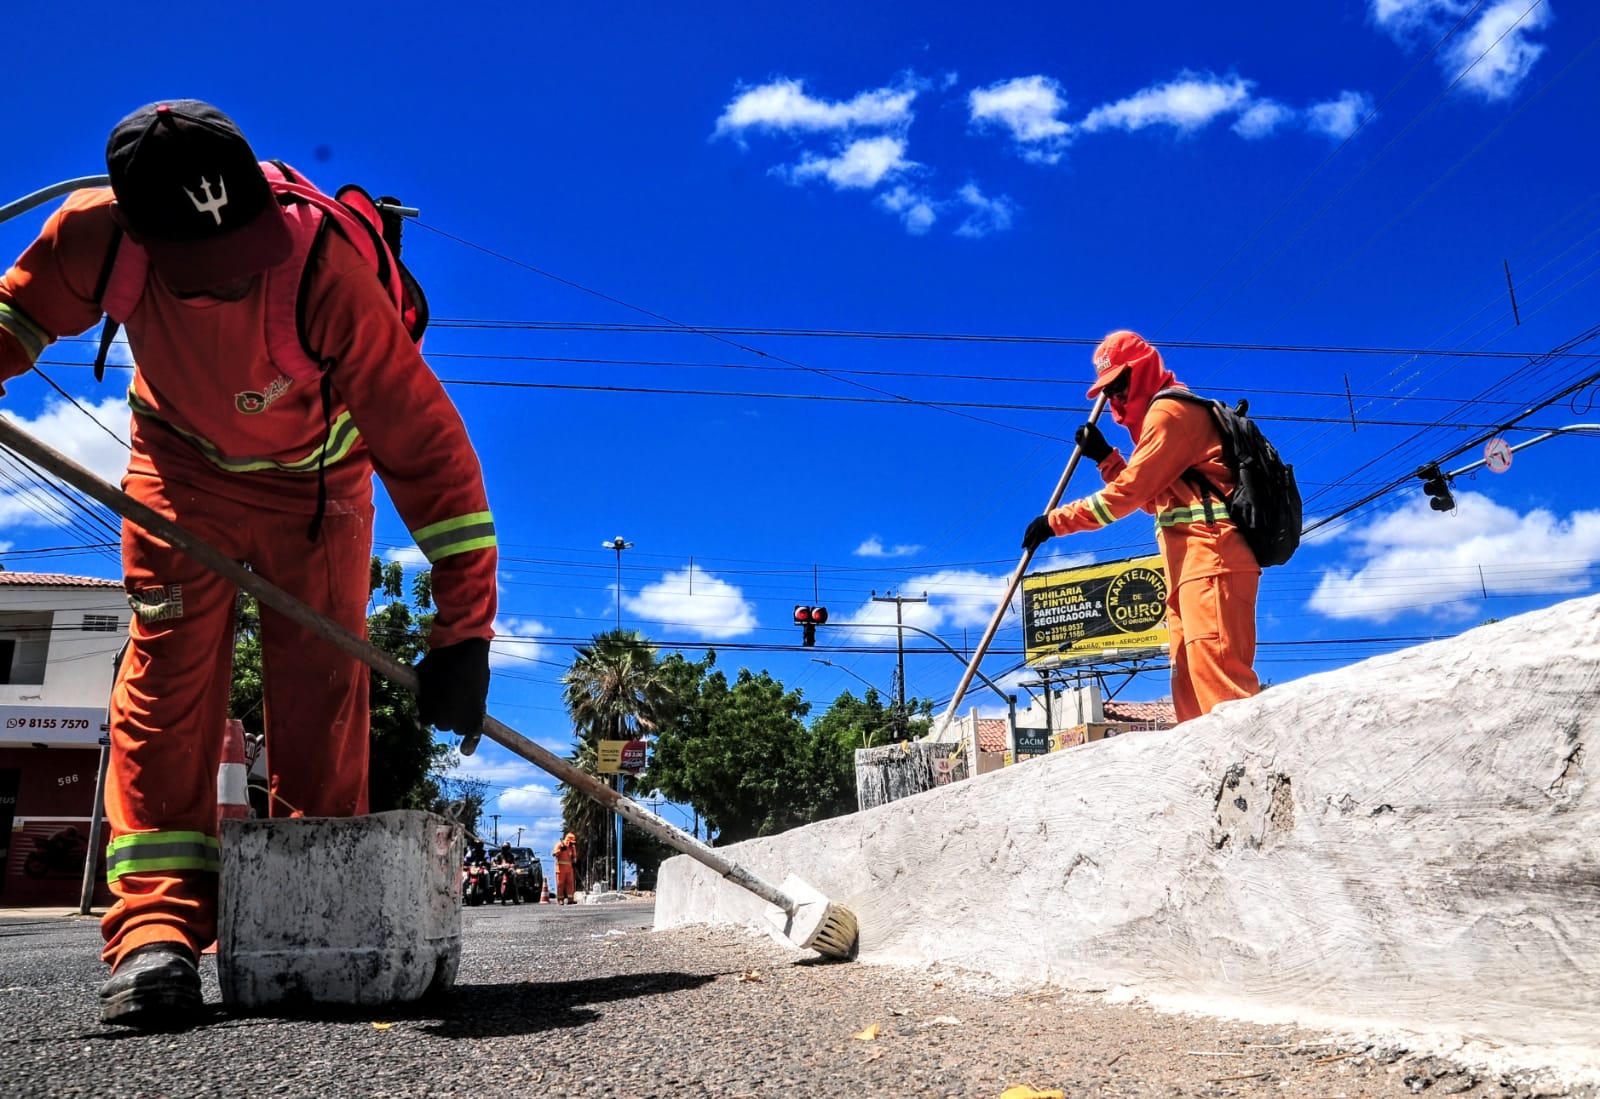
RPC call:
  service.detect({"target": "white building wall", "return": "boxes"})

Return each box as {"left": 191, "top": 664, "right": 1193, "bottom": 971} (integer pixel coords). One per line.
{"left": 0, "top": 584, "right": 130, "bottom": 747}
{"left": 1015, "top": 683, "right": 1104, "bottom": 730}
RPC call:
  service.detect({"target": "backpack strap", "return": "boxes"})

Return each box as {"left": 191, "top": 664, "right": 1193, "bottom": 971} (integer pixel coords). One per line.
{"left": 1153, "top": 386, "right": 1229, "bottom": 525}
{"left": 92, "top": 225, "right": 150, "bottom": 382}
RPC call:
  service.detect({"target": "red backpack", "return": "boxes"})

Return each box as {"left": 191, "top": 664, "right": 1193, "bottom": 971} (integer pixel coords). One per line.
{"left": 90, "top": 160, "right": 428, "bottom": 381}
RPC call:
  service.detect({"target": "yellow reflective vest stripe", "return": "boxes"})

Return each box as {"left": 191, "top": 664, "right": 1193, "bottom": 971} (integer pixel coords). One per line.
{"left": 105, "top": 830, "right": 221, "bottom": 882}
{"left": 413, "top": 511, "right": 497, "bottom": 561}
{"left": 128, "top": 387, "right": 363, "bottom": 475}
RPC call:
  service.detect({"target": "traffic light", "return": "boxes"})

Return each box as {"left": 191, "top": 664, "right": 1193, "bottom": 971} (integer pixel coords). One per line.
{"left": 1418, "top": 463, "right": 1455, "bottom": 512}
{"left": 793, "top": 605, "right": 828, "bottom": 647}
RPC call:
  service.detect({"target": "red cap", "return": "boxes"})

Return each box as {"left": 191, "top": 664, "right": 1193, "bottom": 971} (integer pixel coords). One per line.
{"left": 1087, "top": 330, "right": 1159, "bottom": 397}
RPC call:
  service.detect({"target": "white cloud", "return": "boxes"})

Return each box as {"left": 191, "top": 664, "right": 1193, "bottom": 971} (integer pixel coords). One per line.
{"left": 1305, "top": 90, "right": 1374, "bottom": 139}
{"left": 1308, "top": 491, "right": 1600, "bottom": 623}
{"left": 1232, "top": 99, "right": 1295, "bottom": 139}
{"left": 1448, "top": 0, "right": 1551, "bottom": 100}
{"left": 785, "top": 136, "right": 915, "bottom": 190}
{"left": 836, "top": 568, "right": 1019, "bottom": 644}
{"left": 1078, "top": 73, "right": 1253, "bottom": 134}
{"left": 876, "top": 186, "right": 937, "bottom": 234}
{"left": 954, "top": 183, "right": 1015, "bottom": 238}
{"left": 491, "top": 615, "right": 550, "bottom": 669}
{"left": 968, "top": 75, "right": 1072, "bottom": 163}
{"left": 855, "top": 536, "right": 924, "bottom": 558}
{"left": 625, "top": 564, "right": 757, "bottom": 640}
{"left": 497, "top": 781, "right": 563, "bottom": 819}
{"left": 1369, "top": 0, "right": 1551, "bottom": 101}
{"left": 715, "top": 78, "right": 917, "bottom": 137}
{"left": 384, "top": 545, "right": 429, "bottom": 570}
{"left": 0, "top": 396, "right": 130, "bottom": 530}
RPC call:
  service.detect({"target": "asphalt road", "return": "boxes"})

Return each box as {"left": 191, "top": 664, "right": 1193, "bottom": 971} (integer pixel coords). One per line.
{"left": 1, "top": 901, "right": 1591, "bottom": 1098}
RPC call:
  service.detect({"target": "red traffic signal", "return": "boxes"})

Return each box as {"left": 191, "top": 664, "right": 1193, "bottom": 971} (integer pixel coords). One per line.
{"left": 794, "top": 606, "right": 828, "bottom": 646}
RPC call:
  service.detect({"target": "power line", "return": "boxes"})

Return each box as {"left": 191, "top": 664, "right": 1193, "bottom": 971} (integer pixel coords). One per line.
{"left": 419, "top": 320, "right": 1595, "bottom": 361}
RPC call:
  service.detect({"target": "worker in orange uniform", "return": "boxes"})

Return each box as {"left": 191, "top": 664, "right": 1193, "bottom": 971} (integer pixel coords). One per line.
{"left": 1021, "top": 331, "right": 1260, "bottom": 723}
{"left": 0, "top": 101, "right": 498, "bottom": 1028}
{"left": 553, "top": 833, "right": 578, "bottom": 904}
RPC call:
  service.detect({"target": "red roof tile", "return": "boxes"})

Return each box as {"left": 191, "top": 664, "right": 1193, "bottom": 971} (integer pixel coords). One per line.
{"left": 976, "top": 718, "right": 1008, "bottom": 753}
{"left": 0, "top": 572, "right": 122, "bottom": 589}
{"left": 1104, "top": 699, "right": 1176, "bottom": 727}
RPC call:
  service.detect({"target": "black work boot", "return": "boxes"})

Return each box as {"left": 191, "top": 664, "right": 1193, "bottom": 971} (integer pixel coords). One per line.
{"left": 100, "top": 942, "right": 203, "bottom": 1028}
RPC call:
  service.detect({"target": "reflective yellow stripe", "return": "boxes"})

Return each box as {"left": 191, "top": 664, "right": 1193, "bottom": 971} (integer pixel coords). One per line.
{"left": 0, "top": 302, "right": 50, "bottom": 363}
{"left": 1157, "top": 503, "right": 1231, "bottom": 527}
{"left": 1088, "top": 493, "right": 1115, "bottom": 527}
{"left": 414, "top": 511, "right": 497, "bottom": 561}
{"left": 128, "top": 387, "right": 364, "bottom": 474}
{"left": 105, "top": 831, "right": 221, "bottom": 881}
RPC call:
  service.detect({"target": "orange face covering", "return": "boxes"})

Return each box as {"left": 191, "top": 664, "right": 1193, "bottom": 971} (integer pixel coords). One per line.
{"left": 1088, "top": 330, "right": 1177, "bottom": 442}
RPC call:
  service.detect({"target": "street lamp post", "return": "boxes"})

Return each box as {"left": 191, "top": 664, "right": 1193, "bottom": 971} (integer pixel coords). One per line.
{"left": 602, "top": 536, "right": 633, "bottom": 629}
{"left": 600, "top": 536, "right": 633, "bottom": 893}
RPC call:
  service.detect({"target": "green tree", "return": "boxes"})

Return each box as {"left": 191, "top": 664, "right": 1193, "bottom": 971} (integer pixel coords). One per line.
{"left": 648, "top": 664, "right": 814, "bottom": 844}
{"left": 802, "top": 688, "right": 900, "bottom": 821}
{"left": 227, "top": 557, "right": 453, "bottom": 815}
{"left": 560, "top": 629, "right": 672, "bottom": 887}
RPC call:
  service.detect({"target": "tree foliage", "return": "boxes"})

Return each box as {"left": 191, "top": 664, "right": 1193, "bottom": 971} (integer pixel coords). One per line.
{"left": 559, "top": 630, "right": 671, "bottom": 887}
{"left": 653, "top": 656, "right": 907, "bottom": 845}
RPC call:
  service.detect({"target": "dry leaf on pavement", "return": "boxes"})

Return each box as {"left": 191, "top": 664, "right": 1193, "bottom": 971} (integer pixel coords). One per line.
{"left": 736, "top": 968, "right": 761, "bottom": 982}
{"left": 998, "top": 1087, "right": 1064, "bottom": 1099}
{"left": 853, "top": 1023, "right": 881, "bottom": 1041}
{"left": 372, "top": 1022, "right": 394, "bottom": 1031}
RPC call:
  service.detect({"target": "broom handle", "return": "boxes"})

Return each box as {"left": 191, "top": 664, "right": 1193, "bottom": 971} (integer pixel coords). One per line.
{"left": 937, "top": 391, "right": 1110, "bottom": 729}
{"left": 0, "top": 417, "right": 798, "bottom": 915}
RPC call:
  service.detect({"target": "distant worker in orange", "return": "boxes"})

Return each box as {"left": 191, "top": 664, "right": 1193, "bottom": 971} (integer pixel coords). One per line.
{"left": 553, "top": 832, "right": 578, "bottom": 905}
{"left": 1021, "top": 330, "right": 1260, "bottom": 722}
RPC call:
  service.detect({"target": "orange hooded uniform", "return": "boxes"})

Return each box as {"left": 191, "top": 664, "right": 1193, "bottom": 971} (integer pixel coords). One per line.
{"left": 0, "top": 188, "right": 498, "bottom": 966}
{"left": 553, "top": 833, "right": 578, "bottom": 904}
{"left": 1045, "top": 331, "right": 1260, "bottom": 722}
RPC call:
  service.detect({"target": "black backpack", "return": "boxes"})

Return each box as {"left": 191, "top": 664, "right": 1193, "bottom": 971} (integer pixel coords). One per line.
{"left": 1152, "top": 388, "right": 1302, "bottom": 567}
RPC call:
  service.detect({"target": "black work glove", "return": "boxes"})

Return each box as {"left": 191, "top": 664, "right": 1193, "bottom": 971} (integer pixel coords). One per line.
{"left": 1075, "top": 422, "right": 1112, "bottom": 463}
{"left": 1021, "top": 514, "right": 1055, "bottom": 554}
{"left": 416, "top": 637, "right": 491, "bottom": 755}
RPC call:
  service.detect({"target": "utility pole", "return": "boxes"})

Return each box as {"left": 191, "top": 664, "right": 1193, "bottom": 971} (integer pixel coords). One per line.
{"left": 872, "top": 591, "right": 927, "bottom": 738}
{"left": 516, "top": 826, "right": 523, "bottom": 846}
{"left": 490, "top": 814, "right": 501, "bottom": 843}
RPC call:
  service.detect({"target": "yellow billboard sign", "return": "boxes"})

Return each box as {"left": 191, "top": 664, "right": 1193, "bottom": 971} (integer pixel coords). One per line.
{"left": 1021, "top": 554, "right": 1169, "bottom": 666}
{"left": 597, "top": 738, "right": 649, "bottom": 775}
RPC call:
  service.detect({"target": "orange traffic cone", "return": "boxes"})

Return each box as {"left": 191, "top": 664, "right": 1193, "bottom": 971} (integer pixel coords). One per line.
{"left": 540, "top": 879, "right": 550, "bottom": 904}
{"left": 217, "top": 718, "right": 250, "bottom": 829}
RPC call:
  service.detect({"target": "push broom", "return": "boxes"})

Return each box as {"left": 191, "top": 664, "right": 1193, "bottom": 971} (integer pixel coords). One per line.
{"left": 0, "top": 416, "right": 858, "bottom": 961}
{"left": 934, "top": 391, "right": 1110, "bottom": 732}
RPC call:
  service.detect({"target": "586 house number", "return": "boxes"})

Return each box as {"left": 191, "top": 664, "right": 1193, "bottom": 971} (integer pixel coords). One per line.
{"left": 58, "top": 774, "right": 79, "bottom": 787}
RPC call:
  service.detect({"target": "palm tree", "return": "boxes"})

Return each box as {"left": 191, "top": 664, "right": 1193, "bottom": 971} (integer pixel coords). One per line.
{"left": 560, "top": 629, "right": 671, "bottom": 887}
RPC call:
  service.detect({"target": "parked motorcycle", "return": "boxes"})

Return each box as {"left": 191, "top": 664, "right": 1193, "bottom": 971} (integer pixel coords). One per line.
{"left": 23, "top": 826, "right": 86, "bottom": 879}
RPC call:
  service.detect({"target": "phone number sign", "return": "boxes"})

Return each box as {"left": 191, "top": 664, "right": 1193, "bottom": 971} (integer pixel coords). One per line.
{"left": 1021, "top": 555, "right": 1170, "bottom": 666}
{"left": 0, "top": 706, "right": 108, "bottom": 747}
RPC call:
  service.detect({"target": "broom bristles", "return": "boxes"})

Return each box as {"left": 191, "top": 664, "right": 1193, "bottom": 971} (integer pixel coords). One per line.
{"left": 764, "top": 873, "right": 859, "bottom": 960}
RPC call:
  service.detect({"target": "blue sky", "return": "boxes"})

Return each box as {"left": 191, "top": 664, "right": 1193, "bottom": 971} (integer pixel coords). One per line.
{"left": 3, "top": 1, "right": 1597, "bottom": 857}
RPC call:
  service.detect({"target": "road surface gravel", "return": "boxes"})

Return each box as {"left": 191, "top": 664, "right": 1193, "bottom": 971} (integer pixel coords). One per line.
{"left": 0, "top": 901, "right": 1590, "bottom": 1098}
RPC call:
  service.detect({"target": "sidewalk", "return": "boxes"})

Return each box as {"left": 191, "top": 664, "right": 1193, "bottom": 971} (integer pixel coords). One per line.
{"left": 0, "top": 906, "right": 101, "bottom": 919}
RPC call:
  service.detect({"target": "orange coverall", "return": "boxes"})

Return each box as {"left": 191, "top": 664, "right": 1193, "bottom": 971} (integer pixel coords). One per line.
{"left": 1048, "top": 394, "right": 1261, "bottom": 722}
{"left": 553, "top": 835, "right": 577, "bottom": 904}
{"left": 0, "top": 187, "right": 498, "bottom": 966}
